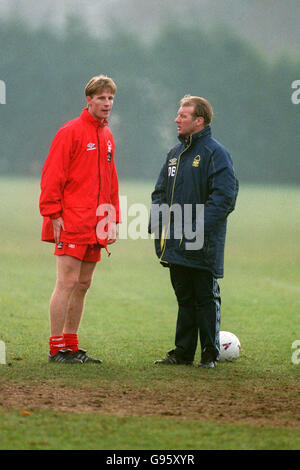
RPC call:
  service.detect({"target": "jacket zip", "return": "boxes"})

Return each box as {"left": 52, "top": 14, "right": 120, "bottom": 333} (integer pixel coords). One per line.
{"left": 159, "top": 137, "right": 192, "bottom": 262}
{"left": 96, "top": 126, "right": 111, "bottom": 256}
{"left": 96, "top": 126, "right": 102, "bottom": 242}
{"left": 97, "top": 126, "right": 101, "bottom": 202}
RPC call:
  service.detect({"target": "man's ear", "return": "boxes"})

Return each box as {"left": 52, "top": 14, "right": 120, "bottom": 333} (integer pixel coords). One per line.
{"left": 196, "top": 116, "right": 205, "bottom": 127}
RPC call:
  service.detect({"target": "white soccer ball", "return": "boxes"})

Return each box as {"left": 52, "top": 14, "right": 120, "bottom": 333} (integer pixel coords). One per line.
{"left": 219, "top": 331, "right": 241, "bottom": 362}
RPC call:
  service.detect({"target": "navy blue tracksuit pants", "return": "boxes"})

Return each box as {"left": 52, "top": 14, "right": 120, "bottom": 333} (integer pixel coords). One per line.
{"left": 169, "top": 264, "right": 221, "bottom": 363}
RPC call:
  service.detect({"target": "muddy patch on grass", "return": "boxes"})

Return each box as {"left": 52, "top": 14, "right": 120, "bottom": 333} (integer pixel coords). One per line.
{"left": 0, "top": 380, "right": 299, "bottom": 428}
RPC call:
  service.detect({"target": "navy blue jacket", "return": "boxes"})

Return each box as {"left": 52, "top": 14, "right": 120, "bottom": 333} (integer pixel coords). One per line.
{"left": 149, "top": 126, "right": 239, "bottom": 278}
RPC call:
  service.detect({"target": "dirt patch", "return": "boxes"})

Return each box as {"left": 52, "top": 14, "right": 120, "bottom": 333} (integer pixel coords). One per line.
{"left": 0, "top": 380, "right": 299, "bottom": 428}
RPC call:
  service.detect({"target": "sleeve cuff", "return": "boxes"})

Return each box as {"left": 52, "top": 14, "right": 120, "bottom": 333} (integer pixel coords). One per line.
{"left": 50, "top": 212, "right": 61, "bottom": 220}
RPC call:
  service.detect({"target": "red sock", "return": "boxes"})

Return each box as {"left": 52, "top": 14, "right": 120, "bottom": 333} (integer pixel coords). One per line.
{"left": 49, "top": 336, "right": 65, "bottom": 356}
{"left": 63, "top": 333, "right": 79, "bottom": 352}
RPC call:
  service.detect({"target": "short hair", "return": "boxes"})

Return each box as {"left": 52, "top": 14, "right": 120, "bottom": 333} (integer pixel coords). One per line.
{"left": 85, "top": 75, "right": 117, "bottom": 97}
{"left": 180, "top": 95, "right": 213, "bottom": 126}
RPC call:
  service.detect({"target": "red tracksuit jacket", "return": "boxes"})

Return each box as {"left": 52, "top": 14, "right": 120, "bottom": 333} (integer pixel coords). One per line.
{"left": 39, "top": 108, "right": 120, "bottom": 248}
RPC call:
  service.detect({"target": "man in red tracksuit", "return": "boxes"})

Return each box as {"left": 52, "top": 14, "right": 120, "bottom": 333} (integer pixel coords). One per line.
{"left": 39, "top": 75, "right": 120, "bottom": 363}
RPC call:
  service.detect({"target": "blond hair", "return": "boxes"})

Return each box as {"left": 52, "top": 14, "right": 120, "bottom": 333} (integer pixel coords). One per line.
{"left": 180, "top": 95, "right": 213, "bottom": 126}
{"left": 85, "top": 75, "right": 117, "bottom": 97}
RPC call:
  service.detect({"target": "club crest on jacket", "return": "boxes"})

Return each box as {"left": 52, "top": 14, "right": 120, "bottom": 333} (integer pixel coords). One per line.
{"left": 192, "top": 155, "right": 201, "bottom": 167}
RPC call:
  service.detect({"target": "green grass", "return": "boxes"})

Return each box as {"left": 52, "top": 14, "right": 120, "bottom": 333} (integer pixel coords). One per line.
{"left": 0, "top": 410, "right": 297, "bottom": 450}
{"left": 0, "top": 178, "right": 299, "bottom": 450}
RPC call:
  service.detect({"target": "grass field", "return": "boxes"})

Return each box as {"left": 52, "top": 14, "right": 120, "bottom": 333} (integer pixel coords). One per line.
{"left": 0, "top": 177, "right": 299, "bottom": 451}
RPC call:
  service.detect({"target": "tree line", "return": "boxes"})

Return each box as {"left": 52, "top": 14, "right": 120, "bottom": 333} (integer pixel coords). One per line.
{"left": 0, "top": 15, "right": 299, "bottom": 184}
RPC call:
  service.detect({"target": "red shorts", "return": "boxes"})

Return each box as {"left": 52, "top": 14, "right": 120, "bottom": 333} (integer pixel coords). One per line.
{"left": 54, "top": 242, "right": 101, "bottom": 262}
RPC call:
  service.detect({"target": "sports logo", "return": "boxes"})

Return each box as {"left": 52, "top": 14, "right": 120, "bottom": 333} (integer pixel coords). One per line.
{"left": 192, "top": 155, "right": 201, "bottom": 167}
{"left": 168, "top": 157, "right": 177, "bottom": 166}
{"left": 87, "top": 142, "right": 96, "bottom": 151}
{"left": 222, "top": 342, "right": 232, "bottom": 350}
{"left": 168, "top": 157, "right": 177, "bottom": 177}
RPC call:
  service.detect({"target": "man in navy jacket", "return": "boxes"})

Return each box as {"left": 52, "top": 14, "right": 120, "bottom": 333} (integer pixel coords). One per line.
{"left": 149, "top": 95, "right": 239, "bottom": 368}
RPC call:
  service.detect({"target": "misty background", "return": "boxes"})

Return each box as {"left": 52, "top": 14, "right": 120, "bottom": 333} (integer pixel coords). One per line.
{"left": 0, "top": 0, "right": 299, "bottom": 183}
